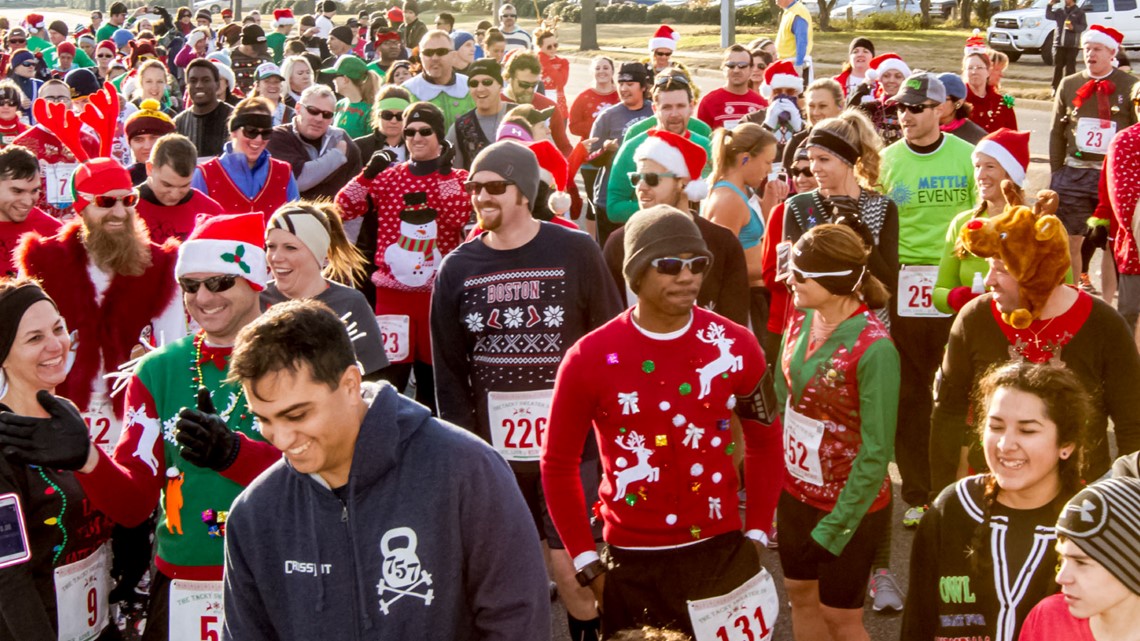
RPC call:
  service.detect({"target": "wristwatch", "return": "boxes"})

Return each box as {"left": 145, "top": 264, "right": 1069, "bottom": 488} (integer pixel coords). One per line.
{"left": 574, "top": 559, "right": 607, "bottom": 587}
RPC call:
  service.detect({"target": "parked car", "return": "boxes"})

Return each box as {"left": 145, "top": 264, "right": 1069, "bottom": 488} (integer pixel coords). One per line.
{"left": 808, "top": 0, "right": 852, "bottom": 17}
{"left": 986, "top": 0, "right": 1140, "bottom": 64}
{"left": 830, "top": 0, "right": 918, "bottom": 20}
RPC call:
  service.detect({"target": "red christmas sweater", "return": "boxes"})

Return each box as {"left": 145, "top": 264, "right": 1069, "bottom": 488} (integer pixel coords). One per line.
{"left": 541, "top": 307, "right": 767, "bottom": 557}
{"left": 696, "top": 87, "right": 767, "bottom": 131}
{"left": 137, "top": 185, "right": 224, "bottom": 243}
{"left": 569, "top": 88, "right": 620, "bottom": 138}
{"left": 10, "top": 125, "right": 100, "bottom": 221}
{"left": 335, "top": 162, "right": 470, "bottom": 293}
{"left": 0, "top": 117, "right": 28, "bottom": 147}
{"left": 1093, "top": 122, "right": 1140, "bottom": 274}
{"left": 965, "top": 84, "right": 1018, "bottom": 134}
{"left": 502, "top": 90, "right": 573, "bottom": 156}
{"left": 0, "top": 207, "right": 60, "bottom": 276}
{"left": 538, "top": 51, "right": 570, "bottom": 120}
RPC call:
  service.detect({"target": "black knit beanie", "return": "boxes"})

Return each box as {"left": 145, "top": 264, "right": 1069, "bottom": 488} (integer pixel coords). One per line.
{"left": 623, "top": 205, "right": 711, "bottom": 293}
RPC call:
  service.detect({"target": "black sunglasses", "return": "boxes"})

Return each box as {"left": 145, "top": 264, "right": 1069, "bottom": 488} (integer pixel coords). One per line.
{"left": 629, "top": 172, "right": 676, "bottom": 188}
{"left": 403, "top": 126, "right": 434, "bottom": 138}
{"left": 651, "top": 256, "right": 710, "bottom": 276}
{"left": 653, "top": 50, "right": 672, "bottom": 57}
{"left": 467, "top": 77, "right": 497, "bottom": 88}
{"left": 500, "top": 13, "right": 517, "bottom": 17}
{"left": 654, "top": 74, "right": 690, "bottom": 87}
{"left": 790, "top": 167, "right": 813, "bottom": 178}
{"left": 463, "top": 179, "right": 514, "bottom": 195}
{"left": 0, "top": 99, "right": 18, "bottom": 107}
{"left": 515, "top": 80, "right": 537, "bottom": 90}
{"left": 421, "top": 47, "right": 451, "bottom": 58}
{"left": 380, "top": 110, "right": 403, "bottom": 121}
{"left": 895, "top": 102, "right": 938, "bottom": 115}
{"left": 724, "top": 61, "right": 752, "bottom": 69}
{"left": 178, "top": 274, "right": 239, "bottom": 294}
{"left": 302, "top": 104, "right": 334, "bottom": 119}
{"left": 240, "top": 126, "right": 274, "bottom": 139}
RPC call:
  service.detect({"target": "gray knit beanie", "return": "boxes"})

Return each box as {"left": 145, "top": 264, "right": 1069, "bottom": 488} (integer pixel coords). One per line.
{"left": 1056, "top": 477, "right": 1140, "bottom": 595}
{"left": 622, "top": 205, "right": 711, "bottom": 293}
{"left": 470, "top": 140, "right": 539, "bottom": 210}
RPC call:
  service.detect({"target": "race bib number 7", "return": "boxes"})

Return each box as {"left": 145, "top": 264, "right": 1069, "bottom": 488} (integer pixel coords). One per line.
{"left": 169, "top": 579, "right": 225, "bottom": 641}
{"left": 487, "top": 389, "right": 552, "bottom": 462}
{"left": 687, "top": 569, "right": 779, "bottom": 641}
{"left": 43, "top": 161, "right": 78, "bottom": 208}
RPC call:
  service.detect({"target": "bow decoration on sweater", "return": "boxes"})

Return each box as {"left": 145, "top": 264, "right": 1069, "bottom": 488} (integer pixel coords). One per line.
{"left": 1073, "top": 78, "right": 1116, "bottom": 127}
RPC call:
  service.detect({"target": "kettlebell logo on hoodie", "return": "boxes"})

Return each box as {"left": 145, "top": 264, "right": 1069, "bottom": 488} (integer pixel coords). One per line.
{"left": 376, "top": 527, "right": 435, "bottom": 614}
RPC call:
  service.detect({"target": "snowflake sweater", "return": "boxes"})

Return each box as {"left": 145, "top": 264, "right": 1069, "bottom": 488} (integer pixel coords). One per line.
{"left": 568, "top": 88, "right": 619, "bottom": 138}
{"left": 431, "top": 223, "right": 623, "bottom": 470}
{"left": 77, "top": 335, "right": 280, "bottom": 579}
{"left": 1093, "top": 121, "right": 1140, "bottom": 274}
{"left": 335, "top": 161, "right": 471, "bottom": 293}
{"left": 541, "top": 308, "right": 766, "bottom": 558}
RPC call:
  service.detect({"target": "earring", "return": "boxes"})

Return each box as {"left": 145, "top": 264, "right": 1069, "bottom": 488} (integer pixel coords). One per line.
{"left": 742, "top": 156, "right": 749, "bottom": 165}
{"left": 1061, "top": 451, "right": 1070, "bottom": 460}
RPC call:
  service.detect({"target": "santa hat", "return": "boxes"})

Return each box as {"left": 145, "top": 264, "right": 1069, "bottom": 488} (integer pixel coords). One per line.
{"left": 633, "top": 129, "right": 708, "bottom": 201}
{"left": 25, "top": 14, "right": 45, "bottom": 31}
{"left": 273, "top": 8, "right": 295, "bottom": 26}
{"left": 529, "top": 140, "right": 571, "bottom": 215}
{"left": 964, "top": 29, "right": 987, "bottom": 56}
{"left": 760, "top": 59, "right": 801, "bottom": 99}
{"left": 865, "top": 53, "right": 911, "bottom": 82}
{"left": 176, "top": 213, "right": 269, "bottom": 291}
{"left": 1083, "top": 24, "right": 1123, "bottom": 52}
{"left": 72, "top": 158, "right": 133, "bottom": 214}
{"left": 212, "top": 60, "right": 236, "bottom": 93}
{"left": 649, "top": 25, "right": 679, "bottom": 53}
{"left": 974, "top": 128, "right": 1030, "bottom": 187}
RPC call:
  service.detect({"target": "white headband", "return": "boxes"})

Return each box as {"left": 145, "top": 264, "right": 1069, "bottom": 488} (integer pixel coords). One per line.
{"left": 267, "top": 210, "right": 331, "bottom": 269}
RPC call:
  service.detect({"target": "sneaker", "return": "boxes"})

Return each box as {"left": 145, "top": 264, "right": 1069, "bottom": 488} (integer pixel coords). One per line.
{"left": 1079, "top": 273, "right": 1099, "bottom": 294}
{"left": 766, "top": 527, "right": 779, "bottom": 550}
{"left": 869, "top": 569, "right": 905, "bottom": 613}
{"left": 903, "top": 505, "right": 927, "bottom": 528}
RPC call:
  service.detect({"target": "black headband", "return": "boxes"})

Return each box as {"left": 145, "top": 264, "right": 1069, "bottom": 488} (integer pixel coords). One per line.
{"left": 805, "top": 128, "right": 861, "bottom": 167}
{"left": 230, "top": 112, "right": 274, "bottom": 131}
{"left": 0, "top": 285, "right": 54, "bottom": 364}
{"left": 792, "top": 237, "right": 867, "bottom": 297}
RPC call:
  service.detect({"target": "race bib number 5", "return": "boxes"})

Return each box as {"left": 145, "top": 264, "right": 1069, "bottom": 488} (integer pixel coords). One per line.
{"left": 169, "top": 580, "right": 225, "bottom": 641}
{"left": 487, "top": 389, "right": 552, "bottom": 462}
{"left": 687, "top": 569, "right": 779, "bottom": 641}
{"left": 897, "top": 265, "right": 950, "bottom": 318}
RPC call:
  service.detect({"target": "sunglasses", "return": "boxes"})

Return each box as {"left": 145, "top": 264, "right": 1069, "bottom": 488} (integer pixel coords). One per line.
{"left": 19, "top": 61, "right": 36, "bottom": 68}
{"left": 96, "top": 53, "right": 114, "bottom": 58}
{"left": 90, "top": 192, "right": 139, "bottom": 208}
{"left": 40, "top": 95, "right": 68, "bottom": 104}
{"left": 789, "top": 167, "right": 813, "bottom": 178}
{"left": 8, "top": 39, "right": 26, "bottom": 45}
{"left": 500, "top": 13, "right": 517, "bottom": 17}
{"left": 791, "top": 265, "right": 854, "bottom": 284}
{"left": 515, "top": 80, "right": 537, "bottom": 90}
{"left": 463, "top": 179, "right": 514, "bottom": 195}
{"left": 653, "top": 50, "right": 672, "bottom": 57}
{"left": 467, "top": 77, "right": 497, "bottom": 88}
{"left": 421, "top": 47, "right": 451, "bottom": 58}
{"left": 895, "top": 102, "right": 938, "bottom": 115}
{"left": 178, "top": 274, "right": 239, "bottom": 294}
{"left": 403, "top": 126, "right": 434, "bottom": 138}
{"left": 544, "top": 43, "right": 558, "bottom": 50}
{"left": 654, "top": 74, "right": 689, "bottom": 87}
{"left": 0, "top": 99, "right": 17, "bottom": 107}
{"left": 302, "top": 104, "right": 334, "bottom": 119}
{"left": 239, "top": 126, "right": 274, "bottom": 139}
{"left": 651, "top": 256, "right": 710, "bottom": 276}
{"left": 379, "top": 110, "right": 403, "bottom": 121}
{"left": 629, "top": 172, "right": 676, "bottom": 187}
{"left": 724, "top": 61, "right": 752, "bottom": 69}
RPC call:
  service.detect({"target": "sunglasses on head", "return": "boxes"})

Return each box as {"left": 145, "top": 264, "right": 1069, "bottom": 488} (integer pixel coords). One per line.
{"left": 91, "top": 192, "right": 139, "bottom": 208}
{"left": 629, "top": 171, "right": 676, "bottom": 187}
{"left": 895, "top": 102, "right": 938, "bottom": 115}
{"left": 239, "top": 126, "right": 274, "bottom": 139}
{"left": 403, "top": 126, "right": 434, "bottom": 138}
{"left": 467, "top": 77, "right": 497, "bottom": 88}
{"left": 651, "top": 256, "right": 710, "bottom": 276}
{"left": 421, "top": 47, "right": 451, "bottom": 58}
{"left": 463, "top": 179, "right": 514, "bottom": 195}
{"left": 178, "top": 274, "right": 239, "bottom": 294}
{"left": 302, "top": 104, "right": 334, "bottom": 119}
{"left": 654, "top": 74, "right": 690, "bottom": 88}
{"left": 379, "top": 110, "right": 403, "bottom": 120}
{"left": 724, "top": 61, "right": 751, "bottom": 69}
{"left": 790, "top": 167, "right": 813, "bottom": 178}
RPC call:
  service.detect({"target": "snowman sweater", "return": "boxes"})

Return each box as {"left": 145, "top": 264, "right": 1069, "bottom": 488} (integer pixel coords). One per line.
{"left": 335, "top": 161, "right": 471, "bottom": 293}
{"left": 541, "top": 307, "right": 766, "bottom": 558}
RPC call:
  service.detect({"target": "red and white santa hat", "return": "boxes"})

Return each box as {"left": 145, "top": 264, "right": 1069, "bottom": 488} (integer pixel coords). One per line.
{"left": 529, "top": 140, "right": 571, "bottom": 215}
{"left": 1083, "top": 24, "right": 1123, "bottom": 52}
{"left": 761, "top": 59, "right": 801, "bottom": 99}
{"left": 865, "top": 53, "right": 911, "bottom": 82}
{"left": 273, "top": 9, "right": 295, "bottom": 26}
{"left": 175, "top": 213, "right": 269, "bottom": 291}
{"left": 25, "top": 14, "right": 45, "bottom": 30}
{"left": 633, "top": 129, "right": 709, "bottom": 201}
{"left": 649, "top": 25, "right": 680, "bottom": 53}
{"left": 964, "top": 29, "right": 987, "bottom": 56}
{"left": 974, "top": 128, "right": 1030, "bottom": 187}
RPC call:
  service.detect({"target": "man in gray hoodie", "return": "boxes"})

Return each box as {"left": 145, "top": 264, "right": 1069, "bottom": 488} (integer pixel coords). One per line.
{"left": 221, "top": 299, "right": 551, "bottom": 640}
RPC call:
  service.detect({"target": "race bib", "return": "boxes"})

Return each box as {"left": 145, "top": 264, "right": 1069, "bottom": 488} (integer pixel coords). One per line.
{"left": 1076, "top": 117, "right": 1116, "bottom": 155}
{"left": 783, "top": 403, "right": 825, "bottom": 487}
{"left": 43, "top": 162, "right": 78, "bottom": 208}
{"left": 169, "top": 580, "right": 225, "bottom": 641}
{"left": 687, "top": 568, "right": 779, "bottom": 641}
{"left": 84, "top": 393, "right": 122, "bottom": 457}
{"left": 897, "top": 265, "right": 950, "bottom": 318}
{"left": 54, "top": 543, "right": 110, "bottom": 641}
{"left": 376, "top": 315, "right": 410, "bottom": 363}
{"left": 487, "top": 389, "right": 552, "bottom": 462}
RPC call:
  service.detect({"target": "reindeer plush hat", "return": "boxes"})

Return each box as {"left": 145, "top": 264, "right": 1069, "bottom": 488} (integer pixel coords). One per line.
{"left": 622, "top": 204, "right": 711, "bottom": 293}
{"left": 34, "top": 81, "right": 132, "bottom": 215}
{"left": 958, "top": 181, "right": 1071, "bottom": 329}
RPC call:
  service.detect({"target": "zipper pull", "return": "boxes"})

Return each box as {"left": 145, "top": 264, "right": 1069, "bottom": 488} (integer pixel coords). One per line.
{"left": 341, "top": 503, "right": 348, "bottom": 523}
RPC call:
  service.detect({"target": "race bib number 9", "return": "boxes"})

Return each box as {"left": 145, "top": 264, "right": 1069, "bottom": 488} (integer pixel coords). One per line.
{"left": 54, "top": 543, "right": 110, "bottom": 641}
{"left": 487, "top": 389, "right": 552, "bottom": 462}
{"left": 687, "top": 569, "right": 779, "bottom": 641}
{"left": 783, "top": 403, "right": 826, "bottom": 487}
{"left": 376, "top": 314, "right": 411, "bottom": 363}
{"left": 898, "top": 265, "right": 950, "bottom": 318}
{"left": 1076, "top": 117, "right": 1116, "bottom": 156}
{"left": 169, "top": 579, "right": 225, "bottom": 641}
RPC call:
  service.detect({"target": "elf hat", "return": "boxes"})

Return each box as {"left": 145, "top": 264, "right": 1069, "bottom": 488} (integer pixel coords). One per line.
{"left": 761, "top": 59, "right": 800, "bottom": 99}
{"left": 865, "top": 52, "right": 911, "bottom": 82}
{"left": 529, "top": 140, "right": 571, "bottom": 215}
{"left": 273, "top": 9, "right": 295, "bottom": 26}
{"left": 1083, "top": 24, "right": 1123, "bottom": 51}
{"left": 649, "top": 25, "right": 679, "bottom": 53}
{"left": 176, "top": 213, "right": 269, "bottom": 291}
{"left": 974, "top": 128, "right": 1030, "bottom": 187}
{"left": 964, "top": 28, "right": 987, "bottom": 56}
{"left": 633, "top": 129, "right": 709, "bottom": 201}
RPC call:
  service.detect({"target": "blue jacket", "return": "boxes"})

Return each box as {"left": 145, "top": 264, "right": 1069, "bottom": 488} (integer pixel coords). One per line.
{"left": 191, "top": 143, "right": 300, "bottom": 202}
{"left": 222, "top": 383, "right": 551, "bottom": 640}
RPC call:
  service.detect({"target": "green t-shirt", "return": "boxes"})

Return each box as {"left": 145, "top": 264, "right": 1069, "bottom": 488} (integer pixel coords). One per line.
{"left": 42, "top": 46, "right": 95, "bottom": 70}
{"left": 880, "top": 135, "right": 977, "bottom": 266}
{"left": 622, "top": 116, "right": 711, "bottom": 143}
{"left": 266, "top": 32, "right": 285, "bottom": 64}
{"left": 96, "top": 23, "right": 119, "bottom": 43}
{"left": 335, "top": 98, "right": 373, "bottom": 139}
{"left": 25, "top": 36, "right": 51, "bottom": 53}
{"left": 606, "top": 128, "right": 712, "bottom": 224}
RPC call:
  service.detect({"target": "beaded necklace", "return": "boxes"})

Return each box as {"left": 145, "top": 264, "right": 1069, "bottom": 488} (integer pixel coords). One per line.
{"left": 191, "top": 332, "right": 250, "bottom": 422}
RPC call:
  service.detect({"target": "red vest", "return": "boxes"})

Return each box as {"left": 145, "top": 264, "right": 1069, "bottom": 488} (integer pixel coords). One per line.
{"left": 198, "top": 156, "right": 292, "bottom": 221}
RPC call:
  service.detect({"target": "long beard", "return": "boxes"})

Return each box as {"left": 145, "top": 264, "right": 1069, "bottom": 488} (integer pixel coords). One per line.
{"left": 82, "top": 211, "right": 153, "bottom": 277}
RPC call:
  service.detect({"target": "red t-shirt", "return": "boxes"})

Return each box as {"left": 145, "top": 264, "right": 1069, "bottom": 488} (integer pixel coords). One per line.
{"left": 136, "top": 188, "right": 224, "bottom": 243}
{"left": 696, "top": 87, "right": 766, "bottom": 131}
{"left": 0, "top": 207, "right": 61, "bottom": 276}
{"left": 1019, "top": 594, "right": 1096, "bottom": 641}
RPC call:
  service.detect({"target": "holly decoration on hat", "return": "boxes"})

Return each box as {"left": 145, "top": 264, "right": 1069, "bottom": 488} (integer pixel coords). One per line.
{"left": 222, "top": 244, "right": 251, "bottom": 274}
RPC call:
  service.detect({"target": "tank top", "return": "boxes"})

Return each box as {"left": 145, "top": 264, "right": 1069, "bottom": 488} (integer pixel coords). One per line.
{"left": 713, "top": 180, "right": 764, "bottom": 249}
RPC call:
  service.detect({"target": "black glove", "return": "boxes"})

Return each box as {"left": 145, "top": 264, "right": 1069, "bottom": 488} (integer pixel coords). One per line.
{"left": 1086, "top": 222, "right": 1110, "bottom": 250}
{"left": 175, "top": 387, "right": 240, "bottom": 471}
{"left": 438, "top": 139, "right": 456, "bottom": 175}
{"left": 0, "top": 390, "right": 92, "bottom": 470}
{"left": 362, "top": 149, "right": 397, "bottom": 180}
{"left": 847, "top": 82, "right": 873, "bottom": 108}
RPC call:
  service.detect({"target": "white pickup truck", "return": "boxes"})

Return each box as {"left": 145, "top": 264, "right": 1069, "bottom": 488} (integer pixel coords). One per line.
{"left": 986, "top": 0, "right": 1140, "bottom": 63}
